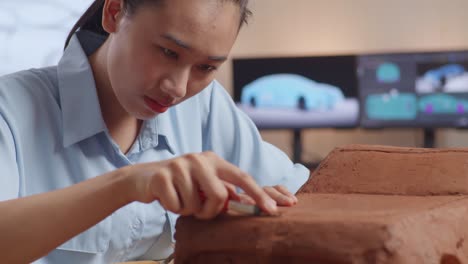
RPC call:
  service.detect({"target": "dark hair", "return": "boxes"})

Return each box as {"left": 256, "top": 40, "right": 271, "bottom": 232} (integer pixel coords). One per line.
{"left": 65, "top": 0, "right": 252, "bottom": 48}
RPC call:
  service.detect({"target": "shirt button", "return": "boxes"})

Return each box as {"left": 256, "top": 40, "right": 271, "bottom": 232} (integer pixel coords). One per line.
{"left": 126, "top": 238, "right": 132, "bottom": 247}
{"left": 132, "top": 219, "right": 142, "bottom": 229}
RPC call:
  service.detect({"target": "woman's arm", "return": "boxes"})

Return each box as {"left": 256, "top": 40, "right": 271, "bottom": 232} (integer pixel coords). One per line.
{"left": 0, "top": 168, "right": 132, "bottom": 263}
{"left": 0, "top": 152, "right": 277, "bottom": 263}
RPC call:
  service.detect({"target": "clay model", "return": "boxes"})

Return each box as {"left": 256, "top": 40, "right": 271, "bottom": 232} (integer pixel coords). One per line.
{"left": 174, "top": 145, "right": 468, "bottom": 264}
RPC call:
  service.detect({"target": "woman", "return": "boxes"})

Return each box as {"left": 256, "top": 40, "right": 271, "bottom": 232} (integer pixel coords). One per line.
{"left": 0, "top": 0, "right": 309, "bottom": 262}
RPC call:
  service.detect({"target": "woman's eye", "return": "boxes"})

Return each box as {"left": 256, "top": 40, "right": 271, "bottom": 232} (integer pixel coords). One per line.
{"left": 198, "top": 64, "right": 217, "bottom": 73}
{"left": 160, "top": 47, "right": 178, "bottom": 59}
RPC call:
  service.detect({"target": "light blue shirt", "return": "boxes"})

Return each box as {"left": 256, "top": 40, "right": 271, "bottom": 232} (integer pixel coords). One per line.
{"left": 0, "top": 30, "right": 309, "bottom": 263}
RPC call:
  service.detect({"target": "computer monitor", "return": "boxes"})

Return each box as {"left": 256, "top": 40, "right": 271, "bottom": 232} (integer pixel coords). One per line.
{"left": 232, "top": 55, "right": 359, "bottom": 129}
{"left": 358, "top": 50, "right": 468, "bottom": 128}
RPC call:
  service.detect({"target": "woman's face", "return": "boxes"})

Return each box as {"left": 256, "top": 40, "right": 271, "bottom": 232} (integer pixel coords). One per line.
{"left": 104, "top": 0, "right": 241, "bottom": 119}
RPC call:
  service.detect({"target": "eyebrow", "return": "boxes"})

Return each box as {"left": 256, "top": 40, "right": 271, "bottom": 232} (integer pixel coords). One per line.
{"left": 161, "top": 33, "right": 228, "bottom": 62}
{"left": 162, "top": 33, "right": 191, "bottom": 50}
{"left": 207, "top": 55, "right": 228, "bottom": 62}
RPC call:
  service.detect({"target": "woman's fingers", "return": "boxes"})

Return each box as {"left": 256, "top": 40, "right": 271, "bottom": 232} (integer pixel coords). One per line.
{"left": 186, "top": 153, "right": 228, "bottom": 219}
{"left": 170, "top": 159, "right": 201, "bottom": 216}
{"left": 263, "top": 186, "right": 296, "bottom": 206}
{"left": 237, "top": 193, "right": 256, "bottom": 205}
{"left": 146, "top": 152, "right": 285, "bottom": 218}
{"left": 201, "top": 152, "right": 278, "bottom": 215}
{"left": 194, "top": 178, "right": 227, "bottom": 219}
{"left": 151, "top": 168, "right": 182, "bottom": 213}
{"left": 274, "top": 185, "right": 298, "bottom": 204}
{"left": 237, "top": 186, "right": 298, "bottom": 206}
{"left": 222, "top": 181, "right": 241, "bottom": 201}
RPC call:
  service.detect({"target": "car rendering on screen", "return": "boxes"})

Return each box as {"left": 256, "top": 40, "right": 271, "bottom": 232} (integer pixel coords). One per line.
{"left": 418, "top": 94, "right": 468, "bottom": 114}
{"left": 416, "top": 64, "right": 466, "bottom": 93}
{"left": 444, "top": 72, "right": 468, "bottom": 93}
{"left": 240, "top": 74, "right": 345, "bottom": 111}
{"left": 365, "top": 91, "right": 417, "bottom": 120}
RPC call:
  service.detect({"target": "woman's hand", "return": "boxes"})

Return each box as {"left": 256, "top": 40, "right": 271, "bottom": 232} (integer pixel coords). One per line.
{"left": 236, "top": 185, "right": 298, "bottom": 207}
{"left": 125, "top": 151, "right": 278, "bottom": 219}
{"left": 262, "top": 185, "right": 298, "bottom": 206}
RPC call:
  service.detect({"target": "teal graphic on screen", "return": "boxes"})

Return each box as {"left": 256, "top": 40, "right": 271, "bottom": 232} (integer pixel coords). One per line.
{"left": 418, "top": 94, "right": 468, "bottom": 114}
{"left": 358, "top": 51, "right": 468, "bottom": 128}
{"left": 376, "top": 62, "right": 401, "bottom": 83}
{"left": 366, "top": 92, "right": 417, "bottom": 120}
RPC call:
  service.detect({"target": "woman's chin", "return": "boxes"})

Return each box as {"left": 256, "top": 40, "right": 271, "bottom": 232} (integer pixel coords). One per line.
{"left": 131, "top": 109, "right": 160, "bottom": 120}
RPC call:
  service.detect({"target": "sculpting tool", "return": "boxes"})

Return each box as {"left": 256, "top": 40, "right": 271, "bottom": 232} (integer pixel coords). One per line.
{"left": 198, "top": 191, "right": 263, "bottom": 216}
{"left": 155, "top": 191, "right": 265, "bottom": 216}
{"left": 157, "top": 195, "right": 264, "bottom": 264}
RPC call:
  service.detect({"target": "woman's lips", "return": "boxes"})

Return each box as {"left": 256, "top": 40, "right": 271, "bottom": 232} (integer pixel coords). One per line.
{"left": 144, "top": 96, "right": 169, "bottom": 113}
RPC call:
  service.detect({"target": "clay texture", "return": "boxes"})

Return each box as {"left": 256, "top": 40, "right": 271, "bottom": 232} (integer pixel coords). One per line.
{"left": 174, "top": 145, "right": 468, "bottom": 264}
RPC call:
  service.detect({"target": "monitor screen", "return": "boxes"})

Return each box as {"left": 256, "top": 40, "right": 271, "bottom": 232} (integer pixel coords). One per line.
{"left": 358, "top": 50, "right": 468, "bottom": 128}
{"left": 232, "top": 56, "right": 359, "bottom": 129}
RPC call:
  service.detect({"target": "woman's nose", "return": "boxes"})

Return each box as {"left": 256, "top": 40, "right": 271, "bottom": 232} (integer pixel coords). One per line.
{"left": 161, "top": 68, "right": 190, "bottom": 99}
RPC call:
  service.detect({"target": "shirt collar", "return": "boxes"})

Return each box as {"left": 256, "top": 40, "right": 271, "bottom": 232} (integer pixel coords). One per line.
{"left": 137, "top": 116, "right": 176, "bottom": 155}
{"left": 58, "top": 30, "right": 107, "bottom": 147}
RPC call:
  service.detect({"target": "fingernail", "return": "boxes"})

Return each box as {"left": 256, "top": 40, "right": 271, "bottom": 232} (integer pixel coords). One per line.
{"left": 293, "top": 196, "right": 298, "bottom": 203}
{"left": 289, "top": 197, "right": 296, "bottom": 205}
{"left": 265, "top": 199, "right": 277, "bottom": 213}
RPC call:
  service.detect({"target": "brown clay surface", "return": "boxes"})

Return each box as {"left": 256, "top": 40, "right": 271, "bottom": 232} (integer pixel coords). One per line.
{"left": 174, "top": 145, "right": 468, "bottom": 264}
{"left": 300, "top": 144, "right": 468, "bottom": 195}
{"left": 175, "top": 193, "right": 468, "bottom": 264}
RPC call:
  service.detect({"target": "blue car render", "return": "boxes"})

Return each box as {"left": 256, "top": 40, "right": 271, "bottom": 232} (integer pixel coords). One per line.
{"left": 241, "top": 74, "right": 345, "bottom": 111}
{"left": 416, "top": 64, "right": 466, "bottom": 93}
{"left": 444, "top": 73, "right": 468, "bottom": 93}
{"left": 425, "top": 64, "right": 465, "bottom": 83}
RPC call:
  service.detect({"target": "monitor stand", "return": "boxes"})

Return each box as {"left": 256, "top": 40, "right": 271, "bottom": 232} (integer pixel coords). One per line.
{"left": 423, "top": 128, "right": 435, "bottom": 148}
{"left": 292, "top": 129, "right": 320, "bottom": 169}
{"left": 293, "top": 129, "right": 302, "bottom": 163}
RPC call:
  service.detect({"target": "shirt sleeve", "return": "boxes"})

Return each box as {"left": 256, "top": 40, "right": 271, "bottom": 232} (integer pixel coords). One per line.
{"left": 0, "top": 114, "right": 19, "bottom": 201}
{"left": 202, "top": 81, "right": 310, "bottom": 193}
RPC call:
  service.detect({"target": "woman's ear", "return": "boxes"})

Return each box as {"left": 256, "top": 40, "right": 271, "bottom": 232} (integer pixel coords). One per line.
{"left": 102, "top": 0, "right": 124, "bottom": 33}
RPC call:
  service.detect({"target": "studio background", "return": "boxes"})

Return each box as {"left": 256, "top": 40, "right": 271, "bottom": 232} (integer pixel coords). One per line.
{"left": 215, "top": 0, "right": 468, "bottom": 163}
{"left": 2, "top": 0, "right": 468, "bottom": 164}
